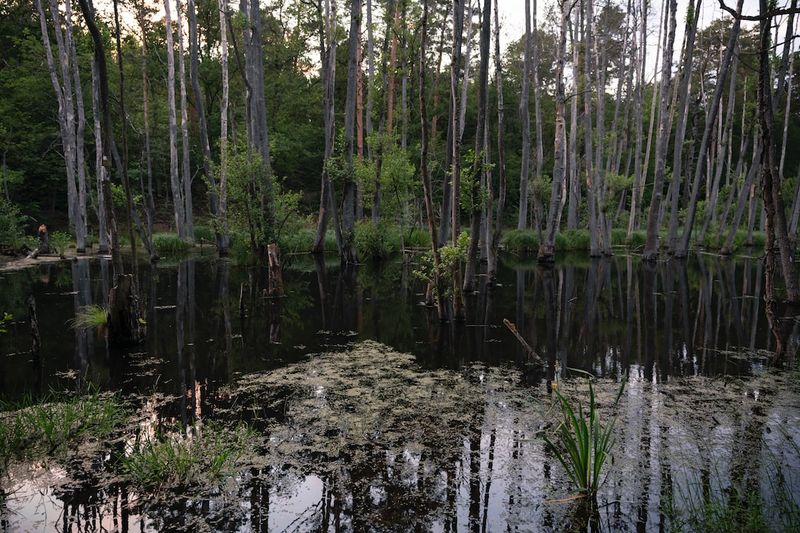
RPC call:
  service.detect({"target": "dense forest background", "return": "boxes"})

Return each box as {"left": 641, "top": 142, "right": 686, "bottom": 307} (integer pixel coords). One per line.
{"left": 1, "top": 0, "right": 799, "bottom": 284}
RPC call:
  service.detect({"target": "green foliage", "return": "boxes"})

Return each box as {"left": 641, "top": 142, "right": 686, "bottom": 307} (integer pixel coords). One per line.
{"left": 0, "top": 392, "right": 127, "bottom": 464}
{"left": 67, "top": 305, "right": 107, "bottom": 330}
{"left": 152, "top": 233, "right": 193, "bottom": 256}
{"left": 405, "top": 227, "right": 432, "bottom": 249}
{"left": 48, "top": 231, "right": 73, "bottom": 254}
{"left": 122, "top": 423, "right": 254, "bottom": 491}
{"left": 555, "top": 229, "right": 591, "bottom": 251}
{"left": 0, "top": 312, "right": 12, "bottom": 334}
{"left": 502, "top": 229, "right": 540, "bottom": 254}
{"left": 543, "top": 377, "right": 626, "bottom": 495}
{"left": 355, "top": 220, "right": 399, "bottom": 260}
{"left": 0, "top": 197, "right": 27, "bottom": 251}
{"left": 193, "top": 225, "right": 216, "bottom": 243}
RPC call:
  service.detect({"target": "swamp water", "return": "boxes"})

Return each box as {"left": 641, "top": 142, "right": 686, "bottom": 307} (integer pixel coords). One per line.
{"left": 0, "top": 253, "right": 798, "bottom": 532}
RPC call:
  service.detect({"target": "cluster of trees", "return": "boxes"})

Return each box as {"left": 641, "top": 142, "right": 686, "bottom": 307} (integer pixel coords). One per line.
{"left": 1, "top": 0, "right": 800, "bottom": 313}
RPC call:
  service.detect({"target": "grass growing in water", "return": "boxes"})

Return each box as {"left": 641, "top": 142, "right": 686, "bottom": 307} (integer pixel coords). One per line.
{"left": 544, "top": 377, "right": 626, "bottom": 496}
{"left": 0, "top": 392, "right": 127, "bottom": 464}
{"left": 67, "top": 305, "right": 107, "bottom": 329}
{"left": 152, "top": 233, "right": 192, "bottom": 256}
{"left": 122, "top": 423, "right": 254, "bottom": 491}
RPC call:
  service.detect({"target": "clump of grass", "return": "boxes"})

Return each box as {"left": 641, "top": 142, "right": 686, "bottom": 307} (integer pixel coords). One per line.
{"left": 0, "top": 392, "right": 127, "bottom": 463}
{"left": 122, "top": 423, "right": 254, "bottom": 491}
{"left": 152, "top": 233, "right": 192, "bottom": 256}
{"left": 193, "top": 225, "right": 216, "bottom": 243}
{"left": 404, "top": 227, "right": 432, "bottom": 249}
{"left": 555, "top": 229, "right": 592, "bottom": 251}
{"left": 67, "top": 304, "right": 107, "bottom": 330}
{"left": 544, "top": 377, "right": 626, "bottom": 496}
{"left": 502, "top": 229, "right": 539, "bottom": 254}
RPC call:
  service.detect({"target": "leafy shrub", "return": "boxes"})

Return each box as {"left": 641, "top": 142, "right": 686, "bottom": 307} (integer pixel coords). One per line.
{"left": 49, "top": 231, "right": 74, "bottom": 254}
{"left": 355, "top": 220, "right": 399, "bottom": 260}
{"left": 0, "top": 198, "right": 26, "bottom": 251}
{"left": 194, "top": 225, "right": 216, "bottom": 243}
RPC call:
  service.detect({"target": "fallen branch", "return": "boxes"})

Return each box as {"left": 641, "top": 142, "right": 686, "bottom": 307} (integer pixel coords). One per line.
{"left": 503, "top": 318, "right": 543, "bottom": 363}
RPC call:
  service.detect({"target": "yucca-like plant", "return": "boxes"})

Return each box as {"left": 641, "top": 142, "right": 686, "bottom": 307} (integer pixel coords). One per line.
{"left": 544, "top": 378, "right": 626, "bottom": 496}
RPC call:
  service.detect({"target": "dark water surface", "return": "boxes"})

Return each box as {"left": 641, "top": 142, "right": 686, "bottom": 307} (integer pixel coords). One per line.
{"left": 0, "top": 252, "right": 798, "bottom": 531}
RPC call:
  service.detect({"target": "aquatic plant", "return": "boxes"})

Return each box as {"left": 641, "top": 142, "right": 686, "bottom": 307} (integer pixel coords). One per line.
{"left": 67, "top": 304, "right": 107, "bottom": 329}
{"left": 0, "top": 392, "right": 127, "bottom": 463}
{"left": 193, "top": 225, "right": 216, "bottom": 243}
{"left": 544, "top": 378, "right": 626, "bottom": 496}
{"left": 122, "top": 423, "right": 254, "bottom": 491}
{"left": 152, "top": 233, "right": 193, "bottom": 256}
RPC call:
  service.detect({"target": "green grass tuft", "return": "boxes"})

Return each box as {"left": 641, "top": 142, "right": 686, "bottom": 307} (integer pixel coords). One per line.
{"left": 0, "top": 392, "right": 127, "bottom": 464}
{"left": 67, "top": 305, "right": 107, "bottom": 330}
{"left": 502, "top": 229, "right": 539, "bottom": 254}
{"left": 544, "top": 377, "right": 626, "bottom": 495}
{"left": 152, "top": 233, "right": 193, "bottom": 256}
{"left": 193, "top": 225, "right": 216, "bottom": 243}
{"left": 122, "top": 423, "right": 254, "bottom": 491}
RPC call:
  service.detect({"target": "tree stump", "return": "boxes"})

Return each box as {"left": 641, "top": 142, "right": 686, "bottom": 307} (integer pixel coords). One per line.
{"left": 267, "top": 242, "right": 284, "bottom": 297}
{"left": 107, "top": 274, "right": 145, "bottom": 346}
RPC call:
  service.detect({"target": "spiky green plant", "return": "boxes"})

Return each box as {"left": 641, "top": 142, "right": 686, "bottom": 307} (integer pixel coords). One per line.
{"left": 67, "top": 305, "right": 108, "bottom": 330}
{"left": 544, "top": 378, "right": 626, "bottom": 495}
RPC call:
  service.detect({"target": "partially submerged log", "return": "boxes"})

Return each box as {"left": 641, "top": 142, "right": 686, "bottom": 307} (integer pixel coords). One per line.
{"left": 107, "top": 274, "right": 145, "bottom": 346}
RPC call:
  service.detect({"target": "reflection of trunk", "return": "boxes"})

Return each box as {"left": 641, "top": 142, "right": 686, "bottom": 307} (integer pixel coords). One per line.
{"left": 108, "top": 274, "right": 145, "bottom": 346}
{"left": 71, "top": 260, "right": 92, "bottom": 387}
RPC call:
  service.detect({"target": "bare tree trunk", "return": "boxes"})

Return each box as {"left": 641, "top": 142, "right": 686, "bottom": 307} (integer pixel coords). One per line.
{"left": 458, "top": 0, "right": 476, "bottom": 142}
{"left": 756, "top": 0, "right": 799, "bottom": 303}
{"left": 136, "top": 1, "right": 156, "bottom": 246}
{"left": 538, "top": 0, "right": 568, "bottom": 262}
{"left": 365, "top": 0, "right": 375, "bottom": 159}
{"left": 488, "top": 0, "right": 506, "bottom": 282}
{"left": 567, "top": 17, "right": 580, "bottom": 230}
{"left": 164, "top": 0, "right": 185, "bottom": 238}
{"left": 175, "top": 0, "right": 194, "bottom": 242}
{"left": 313, "top": 0, "right": 342, "bottom": 253}
{"left": 517, "top": 0, "right": 532, "bottom": 230}
{"left": 90, "top": 59, "right": 108, "bottom": 254}
{"left": 419, "top": 0, "right": 446, "bottom": 319}
{"left": 188, "top": 0, "right": 220, "bottom": 245}
{"left": 463, "top": 0, "right": 490, "bottom": 292}
{"left": 627, "top": 0, "right": 647, "bottom": 238}
{"left": 450, "top": 0, "right": 466, "bottom": 319}
{"left": 77, "top": 0, "right": 123, "bottom": 277}
{"left": 582, "top": 0, "right": 600, "bottom": 256}
{"left": 699, "top": 48, "right": 738, "bottom": 244}
{"left": 341, "top": 0, "right": 362, "bottom": 264}
{"left": 666, "top": 0, "right": 701, "bottom": 252}
{"left": 531, "top": 0, "right": 544, "bottom": 238}
{"left": 642, "top": 0, "right": 677, "bottom": 261}
{"left": 218, "top": 0, "right": 230, "bottom": 256}
{"left": 64, "top": 2, "right": 88, "bottom": 253}
{"left": 675, "top": 0, "right": 743, "bottom": 258}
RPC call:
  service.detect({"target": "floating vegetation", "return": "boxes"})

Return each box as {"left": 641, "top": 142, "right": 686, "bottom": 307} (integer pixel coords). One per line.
{"left": 67, "top": 304, "right": 107, "bottom": 330}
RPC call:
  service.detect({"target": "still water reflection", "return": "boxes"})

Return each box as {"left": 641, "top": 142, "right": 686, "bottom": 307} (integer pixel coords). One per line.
{"left": 0, "top": 252, "right": 798, "bottom": 531}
